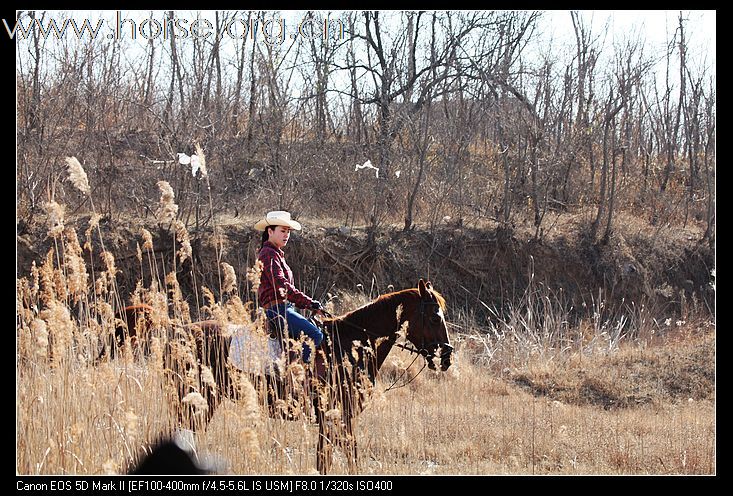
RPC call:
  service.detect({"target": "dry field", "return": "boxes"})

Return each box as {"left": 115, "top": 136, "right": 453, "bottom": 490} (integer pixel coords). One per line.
{"left": 16, "top": 286, "right": 715, "bottom": 475}
{"left": 16, "top": 162, "right": 715, "bottom": 475}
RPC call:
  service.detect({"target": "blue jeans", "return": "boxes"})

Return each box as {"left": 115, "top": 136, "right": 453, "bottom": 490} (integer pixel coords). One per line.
{"left": 265, "top": 303, "right": 323, "bottom": 363}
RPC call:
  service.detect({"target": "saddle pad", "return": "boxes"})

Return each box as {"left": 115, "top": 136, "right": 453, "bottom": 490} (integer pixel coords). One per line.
{"left": 227, "top": 324, "right": 282, "bottom": 375}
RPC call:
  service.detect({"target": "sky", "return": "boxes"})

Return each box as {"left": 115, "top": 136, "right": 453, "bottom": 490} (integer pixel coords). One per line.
{"left": 541, "top": 10, "right": 715, "bottom": 66}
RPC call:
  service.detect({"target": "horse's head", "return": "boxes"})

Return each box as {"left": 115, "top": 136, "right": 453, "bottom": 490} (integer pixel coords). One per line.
{"left": 404, "top": 279, "right": 453, "bottom": 371}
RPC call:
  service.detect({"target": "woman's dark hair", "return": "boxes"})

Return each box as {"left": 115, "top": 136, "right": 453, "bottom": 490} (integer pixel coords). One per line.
{"left": 260, "top": 226, "right": 273, "bottom": 249}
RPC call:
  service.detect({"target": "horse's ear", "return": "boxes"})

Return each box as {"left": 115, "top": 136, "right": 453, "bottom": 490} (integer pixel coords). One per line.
{"left": 418, "top": 279, "right": 428, "bottom": 297}
{"left": 425, "top": 281, "right": 433, "bottom": 291}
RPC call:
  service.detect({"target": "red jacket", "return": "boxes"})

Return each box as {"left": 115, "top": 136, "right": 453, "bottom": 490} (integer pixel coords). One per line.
{"left": 257, "top": 241, "right": 314, "bottom": 309}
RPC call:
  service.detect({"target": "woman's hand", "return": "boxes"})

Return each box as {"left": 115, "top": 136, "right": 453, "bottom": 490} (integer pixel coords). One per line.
{"left": 311, "top": 300, "right": 326, "bottom": 316}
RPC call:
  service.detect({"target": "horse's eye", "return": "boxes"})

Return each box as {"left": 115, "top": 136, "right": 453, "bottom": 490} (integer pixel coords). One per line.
{"left": 430, "top": 314, "right": 441, "bottom": 325}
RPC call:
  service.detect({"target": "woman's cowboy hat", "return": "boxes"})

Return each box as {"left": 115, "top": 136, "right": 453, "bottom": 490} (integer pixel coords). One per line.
{"left": 254, "top": 211, "right": 302, "bottom": 231}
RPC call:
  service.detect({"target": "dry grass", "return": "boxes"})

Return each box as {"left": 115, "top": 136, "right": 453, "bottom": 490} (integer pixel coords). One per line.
{"left": 358, "top": 345, "right": 715, "bottom": 475}
{"left": 15, "top": 171, "right": 715, "bottom": 475}
{"left": 16, "top": 360, "right": 175, "bottom": 475}
{"left": 16, "top": 329, "right": 715, "bottom": 474}
{"left": 16, "top": 255, "right": 715, "bottom": 475}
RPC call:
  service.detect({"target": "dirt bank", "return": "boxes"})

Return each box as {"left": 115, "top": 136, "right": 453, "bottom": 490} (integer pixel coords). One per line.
{"left": 16, "top": 211, "right": 714, "bottom": 321}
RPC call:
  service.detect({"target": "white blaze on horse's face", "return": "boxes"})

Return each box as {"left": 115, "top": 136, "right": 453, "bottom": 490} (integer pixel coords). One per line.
{"left": 436, "top": 307, "right": 446, "bottom": 326}
{"left": 435, "top": 307, "right": 450, "bottom": 345}
{"left": 428, "top": 301, "right": 447, "bottom": 335}
{"left": 436, "top": 306, "right": 453, "bottom": 371}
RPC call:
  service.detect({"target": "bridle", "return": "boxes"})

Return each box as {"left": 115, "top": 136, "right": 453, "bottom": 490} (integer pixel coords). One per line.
{"left": 414, "top": 299, "right": 454, "bottom": 361}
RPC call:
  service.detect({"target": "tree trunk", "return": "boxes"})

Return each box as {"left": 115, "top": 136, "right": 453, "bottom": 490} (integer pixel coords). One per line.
{"left": 245, "top": 16, "right": 259, "bottom": 157}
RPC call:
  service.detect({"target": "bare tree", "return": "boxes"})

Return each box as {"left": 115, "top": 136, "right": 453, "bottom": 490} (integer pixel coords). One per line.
{"left": 164, "top": 11, "right": 186, "bottom": 135}
{"left": 571, "top": 11, "right": 601, "bottom": 191}
{"left": 701, "top": 77, "right": 715, "bottom": 244}
{"left": 592, "top": 37, "right": 648, "bottom": 243}
{"left": 14, "top": 9, "right": 714, "bottom": 253}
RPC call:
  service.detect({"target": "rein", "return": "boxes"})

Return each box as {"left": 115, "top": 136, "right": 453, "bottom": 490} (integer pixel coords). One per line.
{"left": 393, "top": 342, "right": 422, "bottom": 355}
{"left": 383, "top": 351, "right": 427, "bottom": 392}
{"left": 324, "top": 317, "right": 428, "bottom": 392}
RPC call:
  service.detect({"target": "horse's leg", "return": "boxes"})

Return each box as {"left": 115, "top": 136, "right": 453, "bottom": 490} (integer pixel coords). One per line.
{"left": 203, "top": 340, "right": 230, "bottom": 427}
{"left": 264, "top": 374, "right": 278, "bottom": 417}
{"left": 164, "top": 342, "right": 201, "bottom": 453}
{"left": 335, "top": 383, "right": 358, "bottom": 474}
{"left": 204, "top": 388, "right": 220, "bottom": 429}
{"left": 316, "top": 416, "right": 333, "bottom": 475}
{"left": 342, "top": 418, "right": 358, "bottom": 474}
{"left": 265, "top": 374, "right": 296, "bottom": 420}
{"left": 315, "top": 385, "right": 334, "bottom": 474}
{"left": 348, "top": 434, "right": 358, "bottom": 473}
{"left": 329, "top": 409, "right": 358, "bottom": 474}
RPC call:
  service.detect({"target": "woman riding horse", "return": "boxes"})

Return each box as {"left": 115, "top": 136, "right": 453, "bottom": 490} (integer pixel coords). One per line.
{"left": 254, "top": 211, "right": 325, "bottom": 364}
{"left": 103, "top": 280, "right": 453, "bottom": 474}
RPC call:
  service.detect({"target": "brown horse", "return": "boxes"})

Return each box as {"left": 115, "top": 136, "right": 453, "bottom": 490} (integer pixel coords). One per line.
{"left": 103, "top": 279, "right": 453, "bottom": 474}
{"left": 311, "top": 278, "right": 453, "bottom": 473}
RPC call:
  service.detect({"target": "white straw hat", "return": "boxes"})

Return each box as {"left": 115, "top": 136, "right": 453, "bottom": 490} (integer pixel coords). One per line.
{"left": 253, "top": 211, "right": 302, "bottom": 231}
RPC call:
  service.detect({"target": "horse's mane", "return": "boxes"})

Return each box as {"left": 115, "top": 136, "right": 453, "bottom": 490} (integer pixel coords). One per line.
{"left": 334, "top": 287, "right": 446, "bottom": 323}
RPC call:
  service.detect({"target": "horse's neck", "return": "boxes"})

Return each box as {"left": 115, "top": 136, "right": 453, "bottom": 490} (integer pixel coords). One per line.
{"left": 335, "top": 291, "right": 411, "bottom": 377}
{"left": 371, "top": 334, "right": 397, "bottom": 375}
{"left": 344, "top": 291, "right": 408, "bottom": 337}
